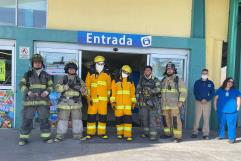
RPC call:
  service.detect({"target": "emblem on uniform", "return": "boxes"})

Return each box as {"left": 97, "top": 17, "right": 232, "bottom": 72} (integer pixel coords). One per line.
{"left": 225, "top": 92, "right": 229, "bottom": 97}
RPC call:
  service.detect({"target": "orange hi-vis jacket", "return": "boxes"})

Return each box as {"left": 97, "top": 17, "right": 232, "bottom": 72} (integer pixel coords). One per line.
{"left": 85, "top": 69, "right": 111, "bottom": 104}
{"left": 110, "top": 77, "right": 136, "bottom": 109}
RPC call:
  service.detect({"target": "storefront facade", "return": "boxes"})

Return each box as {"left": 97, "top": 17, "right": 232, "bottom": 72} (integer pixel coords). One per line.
{"left": 0, "top": 0, "right": 235, "bottom": 129}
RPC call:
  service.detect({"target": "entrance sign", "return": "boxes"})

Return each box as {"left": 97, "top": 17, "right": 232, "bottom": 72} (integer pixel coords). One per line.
{"left": 78, "top": 31, "right": 151, "bottom": 48}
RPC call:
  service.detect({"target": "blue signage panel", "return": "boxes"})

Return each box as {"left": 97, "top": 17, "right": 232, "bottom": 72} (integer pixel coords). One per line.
{"left": 77, "top": 31, "right": 151, "bottom": 48}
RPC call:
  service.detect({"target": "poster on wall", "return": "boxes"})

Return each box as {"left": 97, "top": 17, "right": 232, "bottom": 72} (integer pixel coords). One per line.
{"left": 151, "top": 58, "right": 184, "bottom": 80}
{"left": 0, "top": 90, "right": 14, "bottom": 128}
{"left": 41, "top": 52, "right": 77, "bottom": 76}
{"left": 0, "top": 60, "right": 6, "bottom": 81}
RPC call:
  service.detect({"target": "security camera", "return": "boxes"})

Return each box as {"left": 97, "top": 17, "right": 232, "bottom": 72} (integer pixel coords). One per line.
{"left": 113, "top": 48, "right": 119, "bottom": 52}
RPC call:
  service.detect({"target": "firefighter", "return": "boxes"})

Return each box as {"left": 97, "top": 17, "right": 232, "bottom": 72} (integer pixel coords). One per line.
{"left": 85, "top": 56, "right": 111, "bottom": 139}
{"left": 136, "top": 65, "right": 161, "bottom": 140}
{"left": 19, "top": 54, "right": 53, "bottom": 146}
{"left": 161, "top": 62, "right": 187, "bottom": 143}
{"left": 54, "top": 62, "right": 87, "bottom": 142}
{"left": 110, "top": 65, "right": 136, "bottom": 141}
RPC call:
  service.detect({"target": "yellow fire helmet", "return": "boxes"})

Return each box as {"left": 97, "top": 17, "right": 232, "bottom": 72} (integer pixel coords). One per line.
{"left": 94, "top": 55, "right": 105, "bottom": 63}
{"left": 121, "top": 65, "right": 132, "bottom": 74}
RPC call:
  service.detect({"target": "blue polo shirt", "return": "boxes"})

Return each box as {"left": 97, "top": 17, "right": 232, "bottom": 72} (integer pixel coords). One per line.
{"left": 215, "top": 88, "right": 240, "bottom": 113}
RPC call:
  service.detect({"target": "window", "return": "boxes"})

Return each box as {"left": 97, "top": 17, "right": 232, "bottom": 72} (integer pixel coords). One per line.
{"left": 0, "top": 0, "right": 16, "bottom": 26}
{"left": 0, "top": 0, "right": 47, "bottom": 28}
{"left": 18, "top": 0, "right": 47, "bottom": 28}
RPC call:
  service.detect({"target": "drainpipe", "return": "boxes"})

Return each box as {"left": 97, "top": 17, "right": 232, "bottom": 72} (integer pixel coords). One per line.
{"left": 227, "top": 0, "right": 239, "bottom": 78}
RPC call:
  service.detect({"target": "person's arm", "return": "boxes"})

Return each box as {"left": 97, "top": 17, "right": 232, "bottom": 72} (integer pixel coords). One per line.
{"left": 85, "top": 72, "right": 91, "bottom": 98}
{"left": 213, "top": 95, "right": 218, "bottom": 111}
{"left": 19, "top": 72, "right": 29, "bottom": 94}
{"left": 178, "top": 79, "right": 187, "bottom": 107}
{"left": 236, "top": 96, "right": 240, "bottom": 111}
{"left": 131, "top": 82, "right": 137, "bottom": 108}
{"left": 79, "top": 79, "right": 88, "bottom": 96}
{"left": 110, "top": 80, "right": 117, "bottom": 105}
{"left": 107, "top": 74, "right": 111, "bottom": 98}
{"left": 193, "top": 81, "right": 201, "bottom": 101}
{"left": 135, "top": 77, "right": 142, "bottom": 102}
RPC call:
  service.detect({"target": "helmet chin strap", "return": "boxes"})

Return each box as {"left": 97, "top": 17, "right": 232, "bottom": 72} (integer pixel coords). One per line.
{"left": 166, "top": 73, "right": 174, "bottom": 77}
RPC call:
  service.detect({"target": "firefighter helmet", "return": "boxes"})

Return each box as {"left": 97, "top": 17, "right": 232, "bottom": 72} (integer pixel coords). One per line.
{"left": 121, "top": 65, "right": 132, "bottom": 74}
{"left": 31, "top": 54, "right": 43, "bottom": 63}
{"left": 94, "top": 56, "right": 105, "bottom": 63}
{"left": 165, "top": 62, "right": 177, "bottom": 74}
{"left": 31, "top": 54, "right": 44, "bottom": 67}
{"left": 64, "top": 61, "right": 78, "bottom": 73}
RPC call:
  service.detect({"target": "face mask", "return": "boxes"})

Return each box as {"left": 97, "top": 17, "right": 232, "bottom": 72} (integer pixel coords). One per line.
{"left": 122, "top": 72, "right": 128, "bottom": 78}
{"left": 96, "top": 64, "right": 104, "bottom": 73}
{"left": 201, "top": 75, "right": 208, "bottom": 80}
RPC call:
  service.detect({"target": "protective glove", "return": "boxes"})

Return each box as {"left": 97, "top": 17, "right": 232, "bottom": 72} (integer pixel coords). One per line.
{"left": 88, "top": 99, "right": 93, "bottom": 106}
{"left": 41, "top": 91, "right": 49, "bottom": 98}
{"left": 28, "top": 91, "right": 36, "bottom": 98}
{"left": 111, "top": 102, "right": 116, "bottom": 110}
{"left": 177, "top": 101, "right": 183, "bottom": 108}
{"left": 64, "top": 84, "right": 69, "bottom": 91}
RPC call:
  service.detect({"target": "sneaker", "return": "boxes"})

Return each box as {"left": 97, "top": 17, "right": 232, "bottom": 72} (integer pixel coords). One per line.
{"left": 174, "top": 138, "right": 182, "bottom": 143}
{"left": 140, "top": 134, "right": 148, "bottom": 138}
{"left": 228, "top": 140, "right": 235, "bottom": 144}
{"left": 215, "top": 137, "right": 224, "bottom": 140}
{"left": 100, "top": 135, "right": 108, "bottom": 139}
{"left": 85, "top": 135, "right": 92, "bottom": 139}
{"left": 117, "top": 135, "right": 123, "bottom": 139}
{"left": 150, "top": 136, "right": 157, "bottom": 141}
{"left": 202, "top": 136, "right": 209, "bottom": 140}
{"left": 126, "top": 137, "right": 133, "bottom": 141}
{"left": 18, "top": 140, "right": 28, "bottom": 146}
{"left": 191, "top": 134, "right": 198, "bottom": 138}
{"left": 45, "top": 138, "right": 54, "bottom": 144}
{"left": 73, "top": 135, "right": 82, "bottom": 140}
{"left": 160, "top": 135, "right": 172, "bottom": 139}
{"left": 54, "top": 137, "right": 63, "bottom": 142}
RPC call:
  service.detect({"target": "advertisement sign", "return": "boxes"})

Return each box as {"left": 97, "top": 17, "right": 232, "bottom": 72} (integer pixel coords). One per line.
{"left": 0, "top": 60, "right": 5, "bottom": 81}
{"left": 0, "top": 90, "right": 14, "bottom": 128}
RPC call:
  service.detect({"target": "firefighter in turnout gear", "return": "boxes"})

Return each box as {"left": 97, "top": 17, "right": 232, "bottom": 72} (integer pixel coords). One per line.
{"left": 54, "top": 62, "right": 87, "bottom": 142}
{"left": 110, "top": 65, "right": 136, "bottom": 141}
{"left": 136, "top": 66, "right": 161, "bottom": 140}
{"left": 85, "top": 56, "right": 111, "bottom": 139}
{"left": 19, "top": 54, "right": 53, "bottom": 146}
{"left": 161, "top": 62, "right": 187, "bottom": 143}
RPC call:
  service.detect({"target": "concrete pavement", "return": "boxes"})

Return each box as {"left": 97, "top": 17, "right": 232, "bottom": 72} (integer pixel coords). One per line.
{"left": 0, "top": 128, "right": 240, "bottom": 161}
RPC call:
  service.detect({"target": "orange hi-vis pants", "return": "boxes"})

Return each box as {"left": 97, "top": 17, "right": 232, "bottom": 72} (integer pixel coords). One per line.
{"left": 87, "top": 100, "right": 108, "bottom": 136}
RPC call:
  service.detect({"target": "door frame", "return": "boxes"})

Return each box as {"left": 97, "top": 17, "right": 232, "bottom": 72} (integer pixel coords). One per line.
{"left": 36, "top": 47, "right": 82, "bottom": 77}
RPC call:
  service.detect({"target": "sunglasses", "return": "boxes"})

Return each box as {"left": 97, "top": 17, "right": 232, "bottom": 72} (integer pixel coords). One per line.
{"left": 122, "top": 70, "right": 130, "bottom": 75}
{"left": 97, "top": 62, "right": 105, "bottom": 66}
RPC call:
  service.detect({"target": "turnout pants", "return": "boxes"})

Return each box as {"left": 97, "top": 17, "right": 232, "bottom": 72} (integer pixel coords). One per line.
{"left": 19, "top": 106, "right": 51, "bottom": 141}
{"left": 140, "top": 106, "right": 159, "bottom": 138}
{"left": 162, "top": 109, "right": 182, "bottom": 139}
{"left": 115, "top": 106, "right": 132, "bottom": 138}
{"left": 56, "top": 109, "right": 83, "bottom": 139}
{"left": 87, "top": 100, "right": 107, "bottom": 136}
{"left": 193, "top": 101, "right": 211, "bottom": 136}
